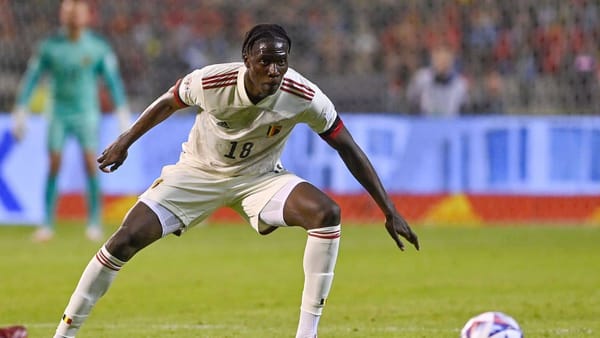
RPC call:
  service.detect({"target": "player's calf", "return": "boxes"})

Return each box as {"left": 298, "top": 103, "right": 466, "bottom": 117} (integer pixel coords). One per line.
{"left": 54, "top": 246, "right": 125, "bottom": 338}
{"left": 296, "top": 225, "right": 341, "bottom": 338}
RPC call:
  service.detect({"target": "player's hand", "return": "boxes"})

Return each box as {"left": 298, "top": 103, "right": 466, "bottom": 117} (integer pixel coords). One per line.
{"left": 97, "top": 139, "right": 129, "bottom": 173}
{"left": 385, "top": 212, "right": 419, "bottom": 251}
{"left": 11, "top": 107, "right": 28, "bottom": 141}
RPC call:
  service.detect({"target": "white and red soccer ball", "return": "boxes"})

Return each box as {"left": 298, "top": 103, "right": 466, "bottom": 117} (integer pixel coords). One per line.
{"left": 460, "top": 311, "right": 523, "bottom": 338}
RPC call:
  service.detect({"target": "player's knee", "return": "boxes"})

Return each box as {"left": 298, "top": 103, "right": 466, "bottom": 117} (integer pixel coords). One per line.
{"left": 106, "top": 224, "right": 159, "bottom": 261}
{"left": 105, "top": 229, "right": 137, "bottom": 261}
{"left": 314, "top": 201, "right": 341, "bottom": 227}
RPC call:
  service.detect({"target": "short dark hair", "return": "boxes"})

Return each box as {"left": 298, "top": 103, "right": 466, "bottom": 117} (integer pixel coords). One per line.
{"left": 242, "top": 24, "right": 291, "bottom": 57}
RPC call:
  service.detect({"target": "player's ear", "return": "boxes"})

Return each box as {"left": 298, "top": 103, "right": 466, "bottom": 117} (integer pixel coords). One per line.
{"left": 243, "top": 53, "right": 249, "bottom": 67}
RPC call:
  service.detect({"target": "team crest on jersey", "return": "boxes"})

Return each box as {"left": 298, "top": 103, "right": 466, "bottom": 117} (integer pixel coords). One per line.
{"left": 266, "top": 125, "right": 282, "bottom": 137}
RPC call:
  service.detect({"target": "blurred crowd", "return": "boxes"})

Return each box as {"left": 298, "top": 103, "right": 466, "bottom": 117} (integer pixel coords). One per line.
{"left": 1, "top": 0, "right": 599, "bottom": 114}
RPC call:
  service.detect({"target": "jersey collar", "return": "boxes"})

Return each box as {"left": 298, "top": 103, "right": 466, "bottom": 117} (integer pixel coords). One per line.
{"left": 237, "top": 66, "right": 280, "bottom": 107}
{"left": 58, "top": 28, "right": 90, "bottom": 42}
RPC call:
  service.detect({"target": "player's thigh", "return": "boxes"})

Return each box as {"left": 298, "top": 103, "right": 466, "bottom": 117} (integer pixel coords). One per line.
{"left": 237, "top": 173, "right": 340, "bottom": 232}
{"left": 106, "top": 201, "right": 163, "bottom": 261}
{"left": 138, "top": 197, "right": 185, "bottom": 237}
{"left": 47, "top": 118, "right": 67, "bottom": 152}
{"left": 140, "top": 164, "right": 225, "bottom": 233}
{"left": 282, "top": 182, "right": 340, "bottom": 229}
{"left": 70, "top": 114, "right": 100, "bottom": 152}
{"left": 81, "top": 150, "right": 98, "bottom": 174}
{"left": 233, "top": 173, "right": 303, "bottom": 233}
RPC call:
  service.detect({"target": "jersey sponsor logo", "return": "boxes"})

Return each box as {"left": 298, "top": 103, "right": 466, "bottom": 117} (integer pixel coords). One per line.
{"left": 266, "top": 124, "right": 282, "bottom": 137}
{"left": 280, "top": 78, "right": 315, "bottom": 101}
{"left": 202, "top": 70, "right": 238, "bottom": 90}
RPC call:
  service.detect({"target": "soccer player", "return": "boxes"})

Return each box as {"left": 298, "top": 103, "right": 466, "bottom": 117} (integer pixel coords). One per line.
{"left": 53, "top": 24, "right": 419, "bottom": 338}
{"left": 11, "top": 0, "right": 130, "bottom": 242}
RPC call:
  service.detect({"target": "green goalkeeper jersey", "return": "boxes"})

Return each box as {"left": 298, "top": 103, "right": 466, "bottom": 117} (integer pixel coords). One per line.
{"left": 15, "top": 28, "right": 127, "bottom": 117}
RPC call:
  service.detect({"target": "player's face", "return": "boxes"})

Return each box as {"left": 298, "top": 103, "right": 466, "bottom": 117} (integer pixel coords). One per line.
{"left": 60, "top": 0, "right": 90, "bottom": 32}
{"left": 432, "top": 47, "right": 453, "bottom": 75}
{"left": 244, "top": 39, "right": 289, "bottom": 102}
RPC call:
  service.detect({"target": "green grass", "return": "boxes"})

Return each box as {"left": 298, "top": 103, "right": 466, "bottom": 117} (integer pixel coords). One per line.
{"left": 1, "top": 222, "right": 599, "bottom": 337}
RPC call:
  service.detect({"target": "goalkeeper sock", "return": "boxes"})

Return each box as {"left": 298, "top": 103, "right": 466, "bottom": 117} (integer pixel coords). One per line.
{"left": 296, "top": 225, "right": 340, "bottom": 338}
{"left": 44, "top": 175, "right": 58, "bottom": 228}
{"left": 85, "top": 175, "right": 101, "bottom": 226}
{"left": 54, "top": 246, "right": 125, "bottom": 338}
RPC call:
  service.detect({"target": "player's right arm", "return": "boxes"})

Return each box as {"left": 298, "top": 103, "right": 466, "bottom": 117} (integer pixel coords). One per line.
{"left": 12, "top": 42, "right": 49, "bottom": 140}
{"left": 97, "top": 84, "right": 186, "bottom": 173}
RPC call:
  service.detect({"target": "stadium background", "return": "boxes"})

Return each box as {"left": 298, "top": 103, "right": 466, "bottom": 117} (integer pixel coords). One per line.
{"left": 1, "top": 0, "right": 599, "bottom": 226}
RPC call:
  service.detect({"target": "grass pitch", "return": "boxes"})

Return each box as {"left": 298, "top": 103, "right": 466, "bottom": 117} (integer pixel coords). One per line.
{"left": 0, "top": 222, "right": 598, "bottom": 337}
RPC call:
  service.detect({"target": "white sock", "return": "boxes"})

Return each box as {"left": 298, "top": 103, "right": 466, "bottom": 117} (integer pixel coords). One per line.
{"left": 54, "top": 246, "right": 125, "bottom": 338}
{"left": 296, "top": 225, "right": 341, "bottom": 338}
{"left": 296, "top": 310, "right": 321, "bottom": 338}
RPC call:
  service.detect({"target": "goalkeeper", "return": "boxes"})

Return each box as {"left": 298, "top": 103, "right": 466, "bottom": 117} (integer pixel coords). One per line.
{"left": 12, "top": 0, "right": 131, "bottom": 242}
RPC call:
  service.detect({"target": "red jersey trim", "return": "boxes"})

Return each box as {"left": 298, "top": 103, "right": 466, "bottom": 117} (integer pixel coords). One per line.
{"left": 203, "top": 81, "right": 237, "bottom": 90}
{"left": 284, "top": 78, "right": 315, "bottom": 94}
{"left": 203, "top": 70, "right": 238, "bottom": 81}
{"left": 203, "top": 75, "right": 237, "bottom": 85}
{"left": 173, "top": 78, "right": 189, "bottom": 107}
{"left": 281, "top": 78, "right": 315, "bottom": 101}
{"left": 319, "top": 116, "right": 344, "bottom": 140}
{"left": 280, "top": 87, "right": 313, "bottom": 100}
{"left": 202, "top": 70, "right": 239, "bottom": 90}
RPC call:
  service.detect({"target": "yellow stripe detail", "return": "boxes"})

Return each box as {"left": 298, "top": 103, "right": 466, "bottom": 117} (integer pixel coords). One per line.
{"left": 422, "top": 194, "right": 482, "bottom": 227}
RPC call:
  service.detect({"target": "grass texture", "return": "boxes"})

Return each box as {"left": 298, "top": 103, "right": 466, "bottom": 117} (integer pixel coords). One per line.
{"left": 0, "top": 222, "right": 598, "bottom": 337}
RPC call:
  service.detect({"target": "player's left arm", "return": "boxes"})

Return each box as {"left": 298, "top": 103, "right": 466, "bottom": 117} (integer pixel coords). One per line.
{"left": 99, "top": 42, "right": 131, "bottom": 131}
{"left": 320, "top": 118, "right": 420, "bottom": 251}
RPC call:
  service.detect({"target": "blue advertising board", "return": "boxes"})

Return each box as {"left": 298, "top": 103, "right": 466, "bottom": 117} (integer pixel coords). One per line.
{"left": 1, "top": 113, "right": 599, "bottom": 224}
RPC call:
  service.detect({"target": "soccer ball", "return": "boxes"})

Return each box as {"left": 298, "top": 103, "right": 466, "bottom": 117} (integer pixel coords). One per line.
{"left": 460, "top": 311, "right": 523, "bottom": 338}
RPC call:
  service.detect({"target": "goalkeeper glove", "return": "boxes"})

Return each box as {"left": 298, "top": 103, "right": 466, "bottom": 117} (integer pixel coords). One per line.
{"left": 115, "top": 105, "right": 132, "bottom": 133}
{"left": 11, "top": 106, "right": 28, "bottom": 141}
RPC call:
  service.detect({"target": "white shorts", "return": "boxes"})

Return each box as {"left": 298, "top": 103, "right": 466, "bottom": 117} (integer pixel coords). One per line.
{"left": 140, "top": 163, "right": 305, "bottom": 235}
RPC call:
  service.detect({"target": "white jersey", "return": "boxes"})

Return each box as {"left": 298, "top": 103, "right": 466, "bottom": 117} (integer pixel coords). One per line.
{"left": 174, "top": 62, "right": 338, "bottom": 177}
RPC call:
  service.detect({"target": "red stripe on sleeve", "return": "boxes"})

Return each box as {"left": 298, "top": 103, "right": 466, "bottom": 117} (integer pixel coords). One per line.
{"left": 173, "top": 78, "right": 189, "bottom": 107}
{"left": 319, "top": 116, "right": 344, "bottom": 140}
